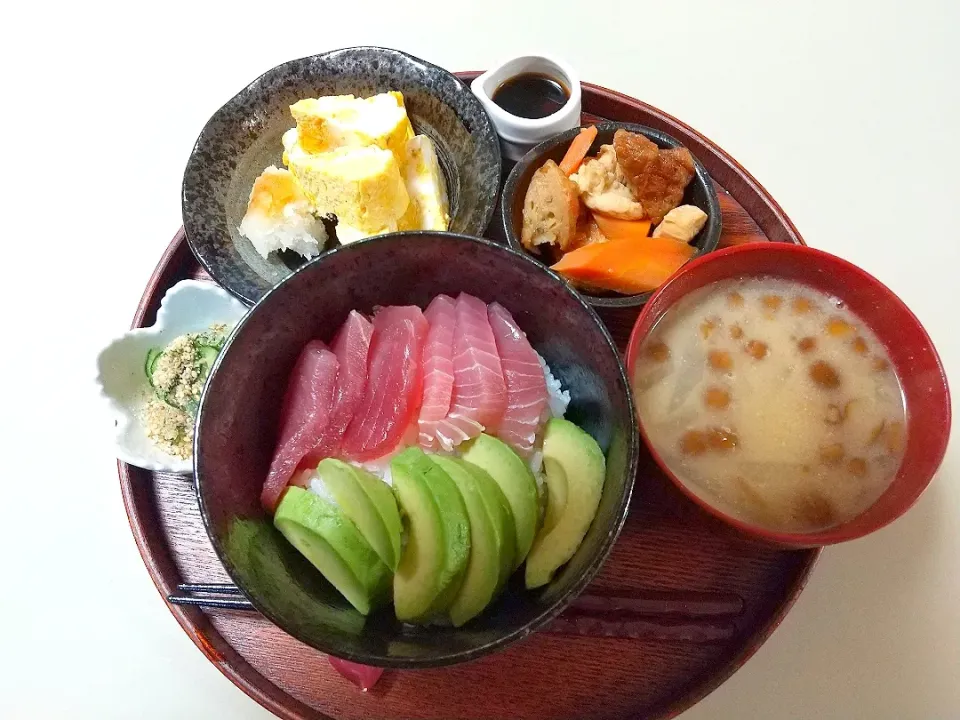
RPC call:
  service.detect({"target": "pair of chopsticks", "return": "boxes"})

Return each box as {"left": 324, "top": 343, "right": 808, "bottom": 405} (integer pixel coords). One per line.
{"left": 168, "top": 583, "right": 742, "bottom": 642}
{"left": 169, "top": 583, "right": 254, "bottom": 610}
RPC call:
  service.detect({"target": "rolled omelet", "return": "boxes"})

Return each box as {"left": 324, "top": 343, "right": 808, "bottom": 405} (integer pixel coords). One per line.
{"left": 289, "top": 93, "right": 414, "bottom": 160}
{"left": 287, "top": 145, "right": 410, "bottom": 234}
{"left": 400, "top": 135, "right": 450, "bottom": 231}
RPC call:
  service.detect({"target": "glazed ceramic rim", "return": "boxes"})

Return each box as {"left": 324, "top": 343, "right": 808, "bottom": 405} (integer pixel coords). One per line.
{"left": 625, "top": 242, "right": 952, "bottom": 547}
{"left": 194, "top": 231, "right": 640, "bottom": 667}
{"left": 501, "top": 121, "right": 723, "bottom": 309}
{"left": 182, "top": 46, "right": 502, "bottom": 306}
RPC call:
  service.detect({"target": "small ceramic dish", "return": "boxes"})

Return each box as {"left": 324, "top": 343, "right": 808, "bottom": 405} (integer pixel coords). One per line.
{"left": 182, "top": 46, "right": 501, "bottom": 305}
{"left": 501, "top": 122, "right": 722, "bottom": 309}
{"left": 626, "top": 243, "right": 951, "bottom": 548}
{"left": 470, "top": 54, "right": 582, "bottom": 161}
{"left": 95, "top": 280, "right": 248, "bottom": 473}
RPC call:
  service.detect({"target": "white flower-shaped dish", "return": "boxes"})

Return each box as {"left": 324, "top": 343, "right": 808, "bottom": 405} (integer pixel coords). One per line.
{"left": 95, "top": 279, "right": 249, "bottom": 473}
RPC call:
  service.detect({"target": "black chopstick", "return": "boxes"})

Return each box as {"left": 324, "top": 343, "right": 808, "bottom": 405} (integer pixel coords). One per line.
{"left": 177, "top": 583, "right": 244, "bottom": 595}
{"left": 168, "top": 583, "right": 254, "bottom": 610}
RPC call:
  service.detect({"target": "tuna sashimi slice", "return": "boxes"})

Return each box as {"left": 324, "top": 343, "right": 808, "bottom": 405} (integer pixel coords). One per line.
{"left": 301, "top": 311, "right": 374, "bottom": 468}
{"left": 488, "top": 302, "right": 549, "bottom": 457}
{"left": 341, "top": 306, "right": 428, "bottom": 461}
{"left": 430, "top": 293, "right": 507, "bottom": 449}
{"left": 261, "top": 341, "right": 339, "bottom": 511}
{"left": 328, "top": 657, "right": 384, "bottom": 692}
{"left": 417, "top": 295, "right": 457, "bottom": 450}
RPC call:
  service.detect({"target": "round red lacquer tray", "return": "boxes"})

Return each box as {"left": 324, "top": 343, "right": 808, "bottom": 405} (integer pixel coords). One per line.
{"left": 119, "top": 73, "right": 818, "bottom": 720}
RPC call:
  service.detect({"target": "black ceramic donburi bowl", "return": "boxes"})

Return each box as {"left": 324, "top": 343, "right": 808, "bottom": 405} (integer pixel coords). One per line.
{"left": 195, "top": 232, "right": 638, "bottom": 668}
{"left": 501, "top": 122, "right": 722, "bottom": 309}
{"left": 182, "top": 47, "right": 501, "bottom": 305}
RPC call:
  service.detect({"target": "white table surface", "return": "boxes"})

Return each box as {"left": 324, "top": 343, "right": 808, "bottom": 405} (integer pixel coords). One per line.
{"left": 4, "top": 1, "right": 957, "bottom": 717}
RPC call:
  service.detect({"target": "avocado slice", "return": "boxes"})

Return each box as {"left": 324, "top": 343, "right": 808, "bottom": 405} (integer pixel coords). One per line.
{"left": 463, "top": 461, "right": 516, "bottom": 594}
{"left": 431, "top": 456, "right": 504, "bottom": 626}
{"left": 312, "top": 459, "right": 401, "bottom": 571}
{"left": 351, "top": 465, "right": 403, "bottom": 571}
{"left": 525, "top": 419, "right": 606, "bottom": 589}
{"left": 273, "top": 486, "right": 391, "bottom": 615}
{"left": 390, "top": 454, "right": 445, "bottom": 621}
{"left": 391, "top": 448, "right": 470, "bottom": 622}
{"left": 461, "top": 434, "right": 539, "bottom": 570}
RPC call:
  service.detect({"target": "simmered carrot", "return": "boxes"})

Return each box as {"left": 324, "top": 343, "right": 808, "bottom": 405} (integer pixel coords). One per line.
{"left": 571, "top": 215, "right": 608, "bottom": 249}
{"left": 558, "top": 126, "right": 598, "bottom": 176}
{"left": 551, "top": 236, "right": 696, "bottom": 294}
{"left": 591, "top": 214, "right": 652, "bottom": 242}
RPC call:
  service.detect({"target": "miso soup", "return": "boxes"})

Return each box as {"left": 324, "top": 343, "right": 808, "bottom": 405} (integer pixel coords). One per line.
{"left": 634, "top": 277, "right": 906, "bottom": 533}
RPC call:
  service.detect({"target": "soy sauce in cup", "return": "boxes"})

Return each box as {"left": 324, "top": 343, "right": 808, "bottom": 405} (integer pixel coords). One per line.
{"left": 470, "top": 55, "right": 582, "bottom": 161}
{"left": 493, "top": 73, "right": 570, "bottom": 119}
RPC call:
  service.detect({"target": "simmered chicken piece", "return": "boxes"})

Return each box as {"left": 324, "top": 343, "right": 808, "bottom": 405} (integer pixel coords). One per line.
{"left": 653, "top": 205, "right": 708, "bottom": 242}
{"left": 570, "top": 145, "right": 644, "bottom": 220}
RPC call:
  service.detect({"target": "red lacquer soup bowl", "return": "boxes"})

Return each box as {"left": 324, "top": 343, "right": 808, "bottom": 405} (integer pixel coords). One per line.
{"left": 625, "top": 243, "right": 951, "bottom": 548}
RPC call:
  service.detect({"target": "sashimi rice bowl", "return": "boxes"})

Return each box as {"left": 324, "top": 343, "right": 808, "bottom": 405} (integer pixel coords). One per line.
{"left": 195, "top": 232, "right": 638, "bottom": 667}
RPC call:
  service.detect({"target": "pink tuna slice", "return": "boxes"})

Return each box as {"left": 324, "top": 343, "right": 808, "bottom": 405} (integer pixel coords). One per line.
{"left": 431, "top": 293, "right": 507, "bottom": 449}
{"left": 261, "top": 341, "right": 339, "bottom": 511}
{"left": 487, "top": 302, "right": 549, "bottom": 457}
{"left": 300, "top": 311, "right": 374, "bottom": 469}
{"left": 341, "top": 306, "right": 428, "bottom": 461}
{"left": 328, "top": 657, "right": 384, "bottom": 692}
{"left": 417, "top": 294, "right": 457, "bottom": 450}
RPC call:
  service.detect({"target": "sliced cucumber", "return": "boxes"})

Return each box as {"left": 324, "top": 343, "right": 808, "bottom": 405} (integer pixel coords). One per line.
{"left": 145, "top": 338, "right": 221, "bottom": 417}
{"left": 196, "top": 345, "right": 220, "bottom": 381}
{"left": 145, "top": 348, "right": 162, "bottom": 385}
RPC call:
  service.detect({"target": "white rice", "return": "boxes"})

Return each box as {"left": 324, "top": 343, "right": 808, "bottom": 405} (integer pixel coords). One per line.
{"left": 353, "top": 455, "right": 396, "bottom": 486}
{"left": 238, "top": 201, "right": 328, "bottom": 260}
{"left": 307, "top": 471, "right": 336, "bottom": 502}
{"left": 536, "top": 352, "right": 570, "bottom": 419}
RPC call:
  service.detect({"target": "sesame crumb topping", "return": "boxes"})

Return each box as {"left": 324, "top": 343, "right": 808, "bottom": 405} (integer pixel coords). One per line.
{"left": 143, "top": 324, "right": 228, "bottom": 459}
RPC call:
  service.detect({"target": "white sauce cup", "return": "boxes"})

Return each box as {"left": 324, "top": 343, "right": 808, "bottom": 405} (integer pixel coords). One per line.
{"left": 471, "top": 54, "right": 582, "bottom": 161}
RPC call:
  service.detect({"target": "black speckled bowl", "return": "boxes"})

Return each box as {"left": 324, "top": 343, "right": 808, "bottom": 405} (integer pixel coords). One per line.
{"left": 501, "top": 122, "right": 722, "bottom": 309}
{"left": 195, "top": 232, "right": 638, "bottom": 668}
{"left": 182, "top": 47, "right": 501, "bottom": 305}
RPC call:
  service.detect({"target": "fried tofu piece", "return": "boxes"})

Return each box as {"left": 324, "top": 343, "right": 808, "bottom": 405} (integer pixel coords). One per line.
{"left": 521, "top": 159, "right": 581, "bottom": 252}
{"left": 613, "top": 129, "right": 696, "bottom": 224}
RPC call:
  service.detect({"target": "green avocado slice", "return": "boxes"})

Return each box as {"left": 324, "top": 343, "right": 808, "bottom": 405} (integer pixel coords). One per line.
{"left": 431, "top": 455, "right": 505, "bottom": 626}
{"left": 273, "top": 486, "right": 390, "bottom": 615}
{"left": 391, "top": 448, "right": 470, "bottom": 622}
{"left": 461, "top": 434, "right": 539, "bottom": 570}
{"left": 312, "top": 459, "right": 401, "bottom": 571}
{"left": 525, "top": 419, "right": 606, "bottom": 589}
{"left": 351, "top": 465, "right": 404, "bottom": 572}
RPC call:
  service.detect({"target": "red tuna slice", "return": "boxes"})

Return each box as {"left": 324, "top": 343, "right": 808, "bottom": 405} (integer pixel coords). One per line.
{"left": 261, "top": 341, "right": 339, "bottom": 511}
{"left": 487, "top": 302, "right": 549, "bottom": 457}
{"left": 341, "top": 306, "right": 428, "bottom": 461}
{"left": 328, "top": 657, "right": 384, "bottom": 692}
{"left": 431, "top": 293, "right": 507, "bottom": 448}
{"left": 417, "top": 295, "right": 457, "bottom": 450}
{"left": 300, "top": 311, "right": 374, "bottom": 468}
